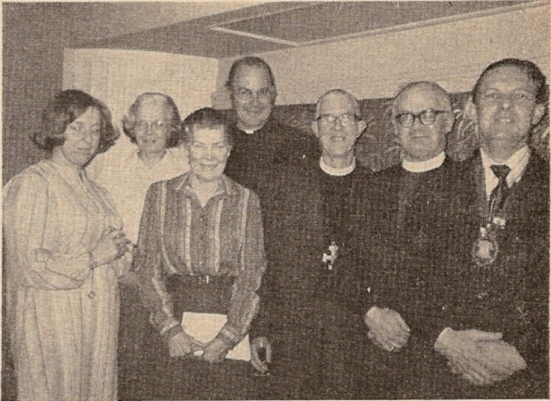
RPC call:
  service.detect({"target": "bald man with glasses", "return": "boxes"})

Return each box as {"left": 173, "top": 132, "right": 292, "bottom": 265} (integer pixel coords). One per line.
{"left": 349, "top": 81, "right": 459, "bottom": 398}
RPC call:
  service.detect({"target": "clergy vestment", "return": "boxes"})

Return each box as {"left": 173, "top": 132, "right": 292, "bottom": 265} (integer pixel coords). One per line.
{"left": 250, "top": 158, "right": 370, "bottom": 399}
{"left": 224, "top": 117, "right": 319, "bottom": 206}
{"left": 347, "top": 154, "right": 462, "bottom": 399}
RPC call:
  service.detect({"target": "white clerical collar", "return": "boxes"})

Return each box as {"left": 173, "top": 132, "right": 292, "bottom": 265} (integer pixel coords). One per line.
{"left": 402, "top": 152, "right": 446, "bottom": 173}
{"left": 480, "top": 146, "right": 530, "bottom": 196}
{"left": 319, "top": 157, "right": 356, "bottom": 176}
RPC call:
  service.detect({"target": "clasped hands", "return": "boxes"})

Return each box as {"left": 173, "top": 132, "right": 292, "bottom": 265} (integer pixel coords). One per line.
{"left": 168, "top": 331, "right": 232, "bottom": 363}
{"left": 434, "top": 328, "right": 526, "bottom": 386}
{"left": 364, "top": 306, "right": 410, "bottom": 352}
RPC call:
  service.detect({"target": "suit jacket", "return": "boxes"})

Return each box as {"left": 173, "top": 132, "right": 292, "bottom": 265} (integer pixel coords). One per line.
{"left": 429, "top": 149, "right": 549, "bottom": 398}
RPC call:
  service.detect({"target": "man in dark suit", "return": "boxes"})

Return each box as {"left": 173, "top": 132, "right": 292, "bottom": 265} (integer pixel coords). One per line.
{"left": 249, "top": 89, "right": 369, "bottom": 399}
{"left": 430, "top": 58, "right": 549, "bottom": 398}
{"left": 223, "top": 56, "right": 318, "bottom": 203}
{"left": 350, "top": 81, "right": 458, "bottom": 398}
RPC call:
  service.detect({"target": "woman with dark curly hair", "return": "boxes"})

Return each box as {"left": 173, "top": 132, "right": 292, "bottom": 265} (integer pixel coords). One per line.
{"left": 3, "top": 89, "right": 132, "bottom": 401}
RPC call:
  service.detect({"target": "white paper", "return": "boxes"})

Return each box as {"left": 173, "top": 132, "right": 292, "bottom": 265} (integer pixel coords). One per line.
{"left": 181, "top": 312, "right": 251, "bottom": 361}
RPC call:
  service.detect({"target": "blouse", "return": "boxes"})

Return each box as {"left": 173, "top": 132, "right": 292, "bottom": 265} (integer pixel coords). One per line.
{"left": 133, "top": 172, "right": 266, "bottom": 346}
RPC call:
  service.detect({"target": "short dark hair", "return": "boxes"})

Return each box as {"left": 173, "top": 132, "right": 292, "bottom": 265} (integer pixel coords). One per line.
{"left": 121, "top": 92, "right": 181, "bottom": 148}
{"left": 181, "top": 108, "right": 233, "bottom": 147}
{"left": 472, "top": 58, "right": 548, "bottom": 105}
{"left": 32, "top": 89, "right": 117, "bottom": 153}
{"left": 225, "top": 56, "right": 276, "bottom": 89}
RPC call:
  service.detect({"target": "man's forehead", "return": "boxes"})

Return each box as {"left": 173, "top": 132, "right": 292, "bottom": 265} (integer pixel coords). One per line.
{"left": 395, "top": 86, "right": 450, "bottom": 112}
{"left": 233, "top": 65, "right": 272, "bottom": 87}
{"left": 319, "top": 92, "right": 357, "bottom": 114}
{"left": 479, "top": 66, "right": 536, "bottom": 91}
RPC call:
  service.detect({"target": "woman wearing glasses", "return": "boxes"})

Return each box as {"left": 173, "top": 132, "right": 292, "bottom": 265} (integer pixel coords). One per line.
{"left": 3, "top": 90, "right": 131, "bottom": 400}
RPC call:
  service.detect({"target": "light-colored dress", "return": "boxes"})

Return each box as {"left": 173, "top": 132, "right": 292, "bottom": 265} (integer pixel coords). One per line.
{"left": 3, "top": 159, "right": 128, "bottom": 401}
{"left": 87, "top": 138, "right": 190, "bottom": 243}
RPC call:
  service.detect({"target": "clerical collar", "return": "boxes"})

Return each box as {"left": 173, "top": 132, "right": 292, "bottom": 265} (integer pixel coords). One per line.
{"left": 319, "top": 157, "right": 356, "bottom": 176}
{"left": 480, "top": 146, "right": 530, "bottom": 196}
{"left": 402, "top": 152, "right": 446, "bottom": 173}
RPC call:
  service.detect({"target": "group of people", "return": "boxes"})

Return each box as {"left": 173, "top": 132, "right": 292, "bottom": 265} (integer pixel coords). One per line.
{"left": 2, "top": 55, "right": 548, "bottom": 401}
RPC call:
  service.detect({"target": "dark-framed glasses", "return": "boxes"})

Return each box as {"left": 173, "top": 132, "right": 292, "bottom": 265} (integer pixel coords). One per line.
{"left": 135, "top": 120, "right": 170, "bottom": 133}
{"left": 316, "top": 112, "right": 359, "bottom": 126}
{"left": 395, "top": 109, "right": 449, "bottom": 128}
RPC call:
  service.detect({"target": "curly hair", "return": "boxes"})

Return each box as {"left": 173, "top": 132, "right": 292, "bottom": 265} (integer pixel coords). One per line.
{"left": 32, "top": 89, "right": 117, "bottom": 153}
{"left": 181, "top": 107, "right": 233, "bottom": 148}
{"left": 121, "top": 93, "right": 181, "bottom": 148}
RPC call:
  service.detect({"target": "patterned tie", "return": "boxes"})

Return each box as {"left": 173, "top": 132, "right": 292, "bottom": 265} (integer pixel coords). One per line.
{"left": 489, "top": 164, "right": 511, "bottom": 215}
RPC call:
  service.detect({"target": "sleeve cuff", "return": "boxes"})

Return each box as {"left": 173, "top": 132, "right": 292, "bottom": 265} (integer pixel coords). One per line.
{"left": 160, "top": 320, "right": 183, "bottom": 342}
{"left": 216, "top": 324, "right": 242, "bottom": 348}
{"left": 434, "top": 327, "right": 453, "bottom": 352}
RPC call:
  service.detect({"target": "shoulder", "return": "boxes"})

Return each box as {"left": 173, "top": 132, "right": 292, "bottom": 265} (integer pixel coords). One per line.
{"left": 223, "top": 175, "right": 261, "bottom": 205}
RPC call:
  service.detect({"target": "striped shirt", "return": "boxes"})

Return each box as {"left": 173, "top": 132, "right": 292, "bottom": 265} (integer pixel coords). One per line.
{"left": 133, "top": 172, "right": 266, "bottom": 345}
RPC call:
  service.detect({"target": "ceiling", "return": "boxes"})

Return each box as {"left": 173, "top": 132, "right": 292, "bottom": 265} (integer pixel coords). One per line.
{"left": 65, "top": 1, "right": 538, "bottom": 58}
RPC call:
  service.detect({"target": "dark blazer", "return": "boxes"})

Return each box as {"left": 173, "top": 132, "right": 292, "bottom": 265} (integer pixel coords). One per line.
{"left": 429, "top": 149, "right": 549, "bottom": 398}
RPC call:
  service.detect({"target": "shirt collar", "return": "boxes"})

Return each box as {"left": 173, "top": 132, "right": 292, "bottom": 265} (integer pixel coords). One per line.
{"left": 480, "top": 146, "right": 530, "bottom": 194}
{"left": 176, "top": 171, "right": 237, "bottom": 196}
{"left": 402, "top": 152, "right": 446, "bottom": 173}
{"left": 319, "top": 157, "right": 356, "bottom": 176}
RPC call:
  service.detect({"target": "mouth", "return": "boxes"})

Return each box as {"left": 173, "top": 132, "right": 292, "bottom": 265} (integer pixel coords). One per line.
{"left": 329, "top": 136, "right": 346, "bottom": 142}
{"left": 495, "top": 117, "right": 513, "bottom": 123}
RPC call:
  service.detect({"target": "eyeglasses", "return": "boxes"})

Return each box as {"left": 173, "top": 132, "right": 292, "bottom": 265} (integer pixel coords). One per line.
{"left": 135, "top": 120, "right": 170, "bottom": 133}
{"left": 316, "top": 113, "right": 359, "bottom": 126}
{"left": 395, "top": 109, "right": 449, "bottom": 128}
{"left": 232, "top": 86, "right": 274, "bottom": 102}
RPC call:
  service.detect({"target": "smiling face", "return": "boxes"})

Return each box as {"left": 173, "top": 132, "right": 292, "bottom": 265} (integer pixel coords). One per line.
{"left": 133, "top": 98, "right": 172, "bottom": 156}
{"left": 312, "top": 92, "right": 365, "bottom": 159}
{"left": 394, "top": 84, "right": 453, "bottom": 162}
{"left": 230, "top": 64, "right": 275, "bottom": 131}
{"left": 475, "top": 65, "right": 545, "bottom": 155}
{"left": 187, "top": 126, "right": 231, "bottom": 183}
{"left": 59, "top": 107, "right": 101, "bottom": 168}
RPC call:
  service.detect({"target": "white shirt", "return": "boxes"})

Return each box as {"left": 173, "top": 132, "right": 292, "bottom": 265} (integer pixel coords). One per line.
{"left": 87, "top": 139, "right": 190, "bottom": 243}
{"left": 319, "top": 157, "right": 356, "bottom": 176}
{"left": 480, "top": 146, "right": 530, "bottom": 197}
{"left": 402, "top": 152, "right": 446, "bottom": 173}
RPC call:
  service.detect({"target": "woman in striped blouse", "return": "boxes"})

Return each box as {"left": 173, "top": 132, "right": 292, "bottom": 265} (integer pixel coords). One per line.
{"left": 132, "top": 107, "right": 267, "bottom": 399}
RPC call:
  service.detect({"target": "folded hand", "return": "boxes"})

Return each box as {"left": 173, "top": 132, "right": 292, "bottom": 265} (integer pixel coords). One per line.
{"left": 365, "top": 306, "right": 410, "bottom": 352}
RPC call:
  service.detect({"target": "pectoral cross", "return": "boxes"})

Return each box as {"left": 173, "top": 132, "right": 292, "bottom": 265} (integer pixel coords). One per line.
{"left": 322, "top": 241, "right": 339, "bottom": 270}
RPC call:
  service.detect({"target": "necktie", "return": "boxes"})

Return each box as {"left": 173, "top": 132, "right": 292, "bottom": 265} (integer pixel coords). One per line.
{"left": 489, "top": 164, "right": 511, "bottom": 216}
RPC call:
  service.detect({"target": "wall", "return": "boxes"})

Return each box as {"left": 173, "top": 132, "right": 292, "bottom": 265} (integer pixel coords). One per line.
{"left": 214, "top": 4, "right": 550, "bottom": 107}
{"left": 2, "top": 4, "right": 67, "bottom": 183}
{"left": 63, "top": 48, "right": 218, "bottom": 128}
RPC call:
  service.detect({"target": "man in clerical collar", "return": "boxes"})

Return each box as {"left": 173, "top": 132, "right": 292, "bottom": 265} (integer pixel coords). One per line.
{"left": 351, "top": 81, "right": 460, "bottom": 398}
{"left": 430, "top": 58, "right": 549, "bottom": 399}
{"left": 312, "top": 88, "right": 367, "bottom": 177}
{"left": 393, "top": 80, "right": 454, "bottom": 172}
{"left": 223, "top": 56, "right": 318, "bottom": 199}
{"left": 248, "top": 89, "right": 369, "bottom": 399}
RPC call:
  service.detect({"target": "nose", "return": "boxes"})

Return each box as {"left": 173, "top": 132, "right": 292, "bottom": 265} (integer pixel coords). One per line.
{"left": 333, "top": 117, "right": 344, "bottom": 129}
{"left": 499, "top": 96, "right": 512, "bottom": 110}
{"left": 204, "top": 147, "right": 215, "bottom": 160}
{"left": 82, "top": 131, "right": 94, "bottom": 145}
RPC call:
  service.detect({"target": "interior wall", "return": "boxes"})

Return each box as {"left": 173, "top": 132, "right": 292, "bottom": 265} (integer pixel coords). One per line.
{"left": 2, "top": 4, "right": 67, "bottom": 183}
{"left": 63, "top": 48, "right": 218, "bottom": 128}
{"left": 214, "top": 4, "right": 550, "bottom": 107}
